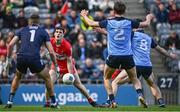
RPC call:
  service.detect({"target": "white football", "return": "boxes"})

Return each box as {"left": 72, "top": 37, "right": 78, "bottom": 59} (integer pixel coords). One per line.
{"left": 62, "top": 73, "right": 75, "bottom": 85}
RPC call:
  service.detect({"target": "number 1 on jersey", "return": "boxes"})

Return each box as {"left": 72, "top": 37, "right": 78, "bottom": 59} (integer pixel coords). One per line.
{"left": 30, "top": 30, "right": 36, "bottom": 42}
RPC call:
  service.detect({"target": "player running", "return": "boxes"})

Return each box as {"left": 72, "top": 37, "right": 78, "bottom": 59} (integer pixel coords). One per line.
{"left": 103, "top": 28, "right": 177, "bottom": 108}
{"left": 44, "top": 26, "right": 100, "bottom": 107}
{"left": 4, "top": 13, "right": 59, "bottom": 108}
{"left": 110, "top": 28, "right": 177, "bottom": 107}
{"left": 80, "top": 1, "right": 153, "bottom": 108}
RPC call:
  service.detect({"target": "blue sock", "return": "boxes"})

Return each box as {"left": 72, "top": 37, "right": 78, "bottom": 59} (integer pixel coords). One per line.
{"left": 107, "top": 99, "right": 110, "bottom": 104}
{"left": 136, "top": 89, "right": 143, "bottom": 97}
{"left": 158, "top": 98, "right": 165, "bottom": 105}
{"left": 8, "top": 93, "right": 15, "bottom": 103}
{"left": 109, "top": 94, "right": 115, "bottom": 102}
{"left": 50, "top": 96, "right": 56, "bottom": 103}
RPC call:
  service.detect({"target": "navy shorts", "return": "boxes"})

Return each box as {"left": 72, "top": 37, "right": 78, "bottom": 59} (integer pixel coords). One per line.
{"left": 106, "top": 55, "right": 135, "bottom": 69}
{"left": 17, "top": 56, "right": 45, "bottom": 74}
{"left": 136, "top": 66, "right": 152, "bottom": 79}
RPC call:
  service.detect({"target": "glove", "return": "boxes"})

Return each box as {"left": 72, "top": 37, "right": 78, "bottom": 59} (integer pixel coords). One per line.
{"left": 4, "top": 58, "right": 11, "bottom": 71}
{"left": 55, "top": 64, "right": 60, "bottom": 78}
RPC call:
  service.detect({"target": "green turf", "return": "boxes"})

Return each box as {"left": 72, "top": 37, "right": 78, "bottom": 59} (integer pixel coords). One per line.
{"left": 0, "top": 105, "right": 180, "bottom": 111}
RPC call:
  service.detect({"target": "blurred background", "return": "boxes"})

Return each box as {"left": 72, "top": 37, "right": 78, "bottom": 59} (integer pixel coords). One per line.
{"left": 0, "top": 0, "right": 180, "bottom": 106}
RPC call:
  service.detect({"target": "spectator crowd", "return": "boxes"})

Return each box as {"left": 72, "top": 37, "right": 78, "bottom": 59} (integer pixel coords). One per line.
{"left": 0, "top": 0, "right": 179, "bottom": 84}
{"left": 0, "top": 0, "right": 113, "bottom": 83}
{"left": 144, "top": 0, "right": 180, "bottom": 73}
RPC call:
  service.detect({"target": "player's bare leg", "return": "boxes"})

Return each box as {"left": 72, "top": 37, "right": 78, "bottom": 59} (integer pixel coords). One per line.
{"left": 38, "top": 68, "right": 59, "bottom": 108}
{"left": 5, "top": 69, "right": 22, "bottom": 108}
{"left": 126, "top": 67, "right": 148, "bottom": 108}
{"left": 112, "top": 70, "right": 129, "bottom": 96}
{"left": 103, "top": 70, "right": 129, "bottom": 106}
{"left": 44, "top": 70, "right": 57, "bottom": 107}
{"left": 73, "top": 70, "right": 99, "bottom": 107}
{"left": 104, "top": 64, "right": 117, "bottom": 108}
{"left": 145, "top": 73, "right": 165, "bottom": 107}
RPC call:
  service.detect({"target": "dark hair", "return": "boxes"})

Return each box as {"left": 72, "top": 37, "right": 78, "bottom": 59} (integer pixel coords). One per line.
{"left": 53, "top": 26, "right": 65, "bottom": 34}
{"left": 114, "top": 1, "right": 126, "bottom": 15}
{"left": 30, "top": 13, "right": 39, "bottom": 19}
{"left": 29, "top": 13, "right": 39, "bottom": 24}
{"left": 134, "top": 19, "right": 144, "bottom": 32}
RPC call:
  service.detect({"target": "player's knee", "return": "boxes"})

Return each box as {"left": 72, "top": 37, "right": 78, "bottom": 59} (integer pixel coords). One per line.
{"left": 49, "top": 69, "right": 55, "bottom": 75}
{"left": 16, "top": 70, "right": 22, "bottom": 79}
{"left": 16, "top": 74, "right": 21, "bottom": 80}
{"left": 38, "top": 68, "right": 50, "bottom": 80}
{"left": 45, "top": 74, "right": 51, "bottom": 80}
{"left": 147, "top": 81, "right": 155, "bottom": 87}
{"left": 14, "top": 75, "right": 20, "bottom": 82}
{"left": 44, "top": 70, "right": 51, "bottom": 77}
{"left": 42, "top": 73, "right": 51, "bottom": 82}
{"left": 146, "top": 77, "right": 155, "bottom": 86}
{"left": 112, "top": 81, "right": 118, "bottom": 87}
{"left": 128, "top": 75, "right": 136, "bottom": 81}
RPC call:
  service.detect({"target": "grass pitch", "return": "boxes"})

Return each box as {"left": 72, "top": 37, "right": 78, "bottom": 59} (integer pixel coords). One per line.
{"left": 0, "top": 105, "right": 180, "bottom": 112}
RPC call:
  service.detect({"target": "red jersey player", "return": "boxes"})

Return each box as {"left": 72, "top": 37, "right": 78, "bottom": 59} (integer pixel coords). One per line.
{"left": 44, "top": 26, "right": 100, "bottom": 107}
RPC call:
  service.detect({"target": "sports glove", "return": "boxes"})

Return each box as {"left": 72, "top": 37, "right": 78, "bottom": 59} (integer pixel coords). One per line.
{"left": 4, "top": 58, "right": 11, "bottom": 71}
{"left": 55, "top": 64, "right": 60, "bottom": 78}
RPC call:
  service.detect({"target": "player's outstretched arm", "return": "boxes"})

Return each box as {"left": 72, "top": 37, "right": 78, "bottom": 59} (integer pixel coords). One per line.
{"left": 80, "top": 9, "right": 99, "bottom": 27}
{"left": 155, "top": 45, "right": 178, "bottom": 59}
{"left": 139, "top": 14, "right": 154, "bottom": 28}
{"left": 7, "top": 36, "right": 19, "bottom": 58}
{"left": 5, "top": 36, "right": 19, "bottom": 70}
{"left": 45, "top": 41, "right": 57, "bottom": 65}
{"left": 93, "top": 27, "right": 107, "bottom": 35}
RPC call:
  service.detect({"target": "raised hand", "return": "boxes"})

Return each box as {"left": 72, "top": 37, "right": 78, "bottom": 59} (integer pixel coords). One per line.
{"left": 80, "top": 9, "right": 89, "bottom": 17}
{"left": 146, "top": 13, "right": 154, "bottom": 21}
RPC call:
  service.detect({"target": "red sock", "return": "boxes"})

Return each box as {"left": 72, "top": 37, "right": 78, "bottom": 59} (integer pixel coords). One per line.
{"left": 88, "top": 98, "right": 94, "bottom": 103}
{"left": 46, "top": 100, "right": 50, "bottom": 104}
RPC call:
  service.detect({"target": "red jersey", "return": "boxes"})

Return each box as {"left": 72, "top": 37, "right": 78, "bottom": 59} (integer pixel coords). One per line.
{"left": 50, "top": 37, "right": 75, "bottom": 74}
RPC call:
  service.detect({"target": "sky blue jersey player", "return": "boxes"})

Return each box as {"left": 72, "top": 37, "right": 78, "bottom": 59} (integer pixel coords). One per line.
{"left": 132, "top": 31, "right": 156, "bottom": 67}
{"left": 132, "top": 29, "right": 177, "bottom": 79}
{"left": 110, "top": 29, "right": 177, "bottom": 108}
{"left": 100, "top": 17, "right": 137, "bottom": 56}
{"left": 80, "top": 1, "right": 154, "bottom": 108}
{"left": 133, "top": 31, "right": 164, "bottom": 107}
{"left": 102, "top": 29, "right": 177, "bottom": 107}
{"left": 4, "top": 14, "right": 59, "bottom": 108}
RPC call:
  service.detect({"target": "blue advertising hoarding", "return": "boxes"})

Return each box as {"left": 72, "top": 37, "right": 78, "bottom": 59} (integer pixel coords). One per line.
{"left": 1, "top": 84, "right": 138, "bottom": 105}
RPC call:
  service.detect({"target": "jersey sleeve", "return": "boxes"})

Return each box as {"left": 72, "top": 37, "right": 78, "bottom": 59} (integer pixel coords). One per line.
{"left": 99, "top": 19, "right": 108, "bottom": 28}
{"left": 151, "top": 38, "right": 158, "bottom": 48}
{"left": 131, "top": 19, "right": 140, "bottom": 29}
{"left": 43, "top": 30, "right": 50, "bottom": 42}
{"left": 65, "top": 41, "right": 72, "bottom": 57}
{"left": 15, "top": 29, "right": 22, "bottom": 39}
{"left": 50, "top": 37, "right": 54, "bottom": 43}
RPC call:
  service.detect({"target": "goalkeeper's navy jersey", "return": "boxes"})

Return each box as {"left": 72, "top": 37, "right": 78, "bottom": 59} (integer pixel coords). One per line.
{"left": 15, "top": 25, "right": 50, "bottom": 59}
{"left": 99, "top": 17, "right": 139, "bottom": 56}
{"left": 132, "top": 31, "right": 157, "bottom": 67}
